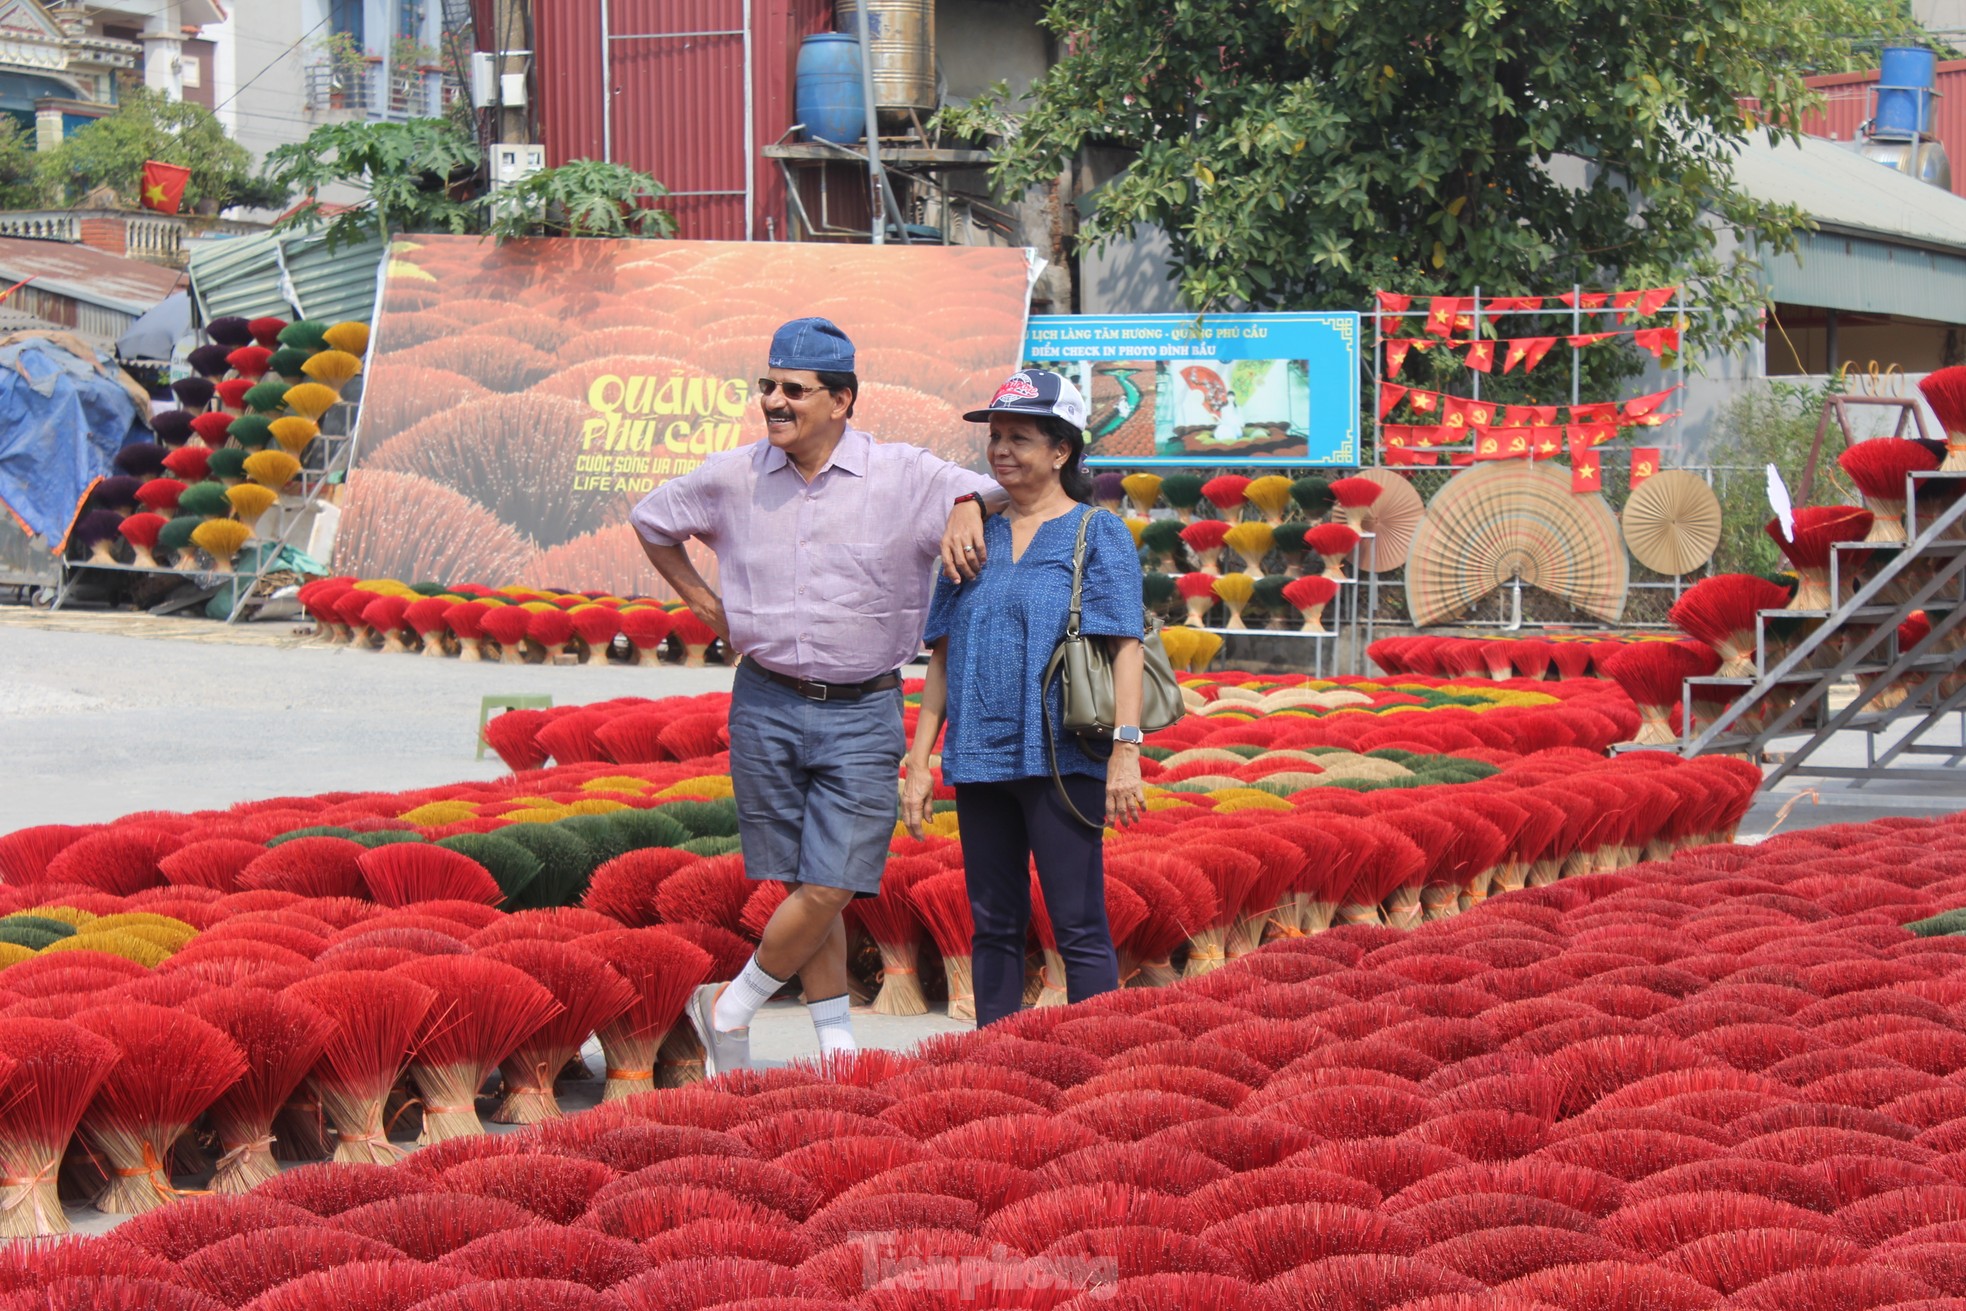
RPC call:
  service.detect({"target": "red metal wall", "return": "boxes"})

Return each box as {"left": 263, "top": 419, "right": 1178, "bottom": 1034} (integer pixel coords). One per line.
{"left": 534, "top": 0, "right": 833, "bottom": 241}
{"left": 1801, "top": 60, "right": 1966, "bottom": 200}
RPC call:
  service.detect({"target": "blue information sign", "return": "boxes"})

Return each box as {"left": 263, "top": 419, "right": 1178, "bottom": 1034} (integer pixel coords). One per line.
{"left": 1023, "top": 313, "right": 1360, "bottom": 467}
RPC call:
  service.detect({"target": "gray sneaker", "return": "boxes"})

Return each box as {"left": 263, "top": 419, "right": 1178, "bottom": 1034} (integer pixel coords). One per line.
{"left": 688, "top": 982, "right": 750, "bottom": 1076}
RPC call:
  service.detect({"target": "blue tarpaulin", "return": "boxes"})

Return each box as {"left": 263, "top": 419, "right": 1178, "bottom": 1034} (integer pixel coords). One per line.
{"left": 0, "top": 338, "right": 147, "bottom": 547}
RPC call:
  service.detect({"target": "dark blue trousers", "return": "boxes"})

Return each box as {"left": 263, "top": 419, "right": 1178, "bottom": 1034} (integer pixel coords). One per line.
{"left": 954, "top": 775, "right": 1120, "bottom": 1027}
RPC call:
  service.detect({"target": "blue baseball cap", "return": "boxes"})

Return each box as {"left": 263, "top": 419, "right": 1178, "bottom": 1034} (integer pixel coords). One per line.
{"left": 768, "top": 317, "right": 855, "bottom": 372}
{"left": 963, "top": 368, "right": 1088, "bottom": 432}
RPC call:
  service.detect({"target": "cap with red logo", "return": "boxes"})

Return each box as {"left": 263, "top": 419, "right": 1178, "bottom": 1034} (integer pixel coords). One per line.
{"left": 963, "top": 368, "right": 1088, "bottom": 433}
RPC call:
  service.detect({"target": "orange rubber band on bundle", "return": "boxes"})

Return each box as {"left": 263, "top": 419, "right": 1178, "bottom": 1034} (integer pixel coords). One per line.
{"left": 606, "top": 1069, "right": 654, "bottom": 1080}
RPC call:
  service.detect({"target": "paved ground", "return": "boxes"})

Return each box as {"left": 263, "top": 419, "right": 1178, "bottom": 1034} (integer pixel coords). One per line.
{"left": 0, "top": 608, "right": 739, "bottom": 832}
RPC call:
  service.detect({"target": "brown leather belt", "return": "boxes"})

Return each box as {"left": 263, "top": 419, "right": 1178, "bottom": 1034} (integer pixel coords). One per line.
{"left": 758, "top": 667, "right": 902, "bottom": 702}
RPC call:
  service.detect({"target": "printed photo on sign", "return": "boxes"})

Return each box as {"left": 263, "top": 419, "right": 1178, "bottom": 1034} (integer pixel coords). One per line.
{"left": 1023, "top": 313, "right": 1360, "bottom": 468}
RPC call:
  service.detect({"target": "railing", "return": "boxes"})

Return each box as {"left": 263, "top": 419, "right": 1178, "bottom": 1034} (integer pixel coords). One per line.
{"left": 305, "top": 59, "right": 444, "bottom": 120}
{"left": 0, "top": 215, "right": 79, "bottom": 243}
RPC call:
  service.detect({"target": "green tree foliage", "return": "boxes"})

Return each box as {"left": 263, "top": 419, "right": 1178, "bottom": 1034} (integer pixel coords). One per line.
{"left": 266, "top": 118, "right": 481, "bottom": 247}
{"left": 486, "top": 159, "right": 678, "bottom": 239}
{"left": 268, "top": 119, "right": 677, "bottom": 245}
{"left": 0, "top": 118, "right": 42, "bottom": 209}
{"left": 36, "top": 87, "right": 262, "bottom": 210}
{"left": 942, "top": 0, "right": 1919, "bottom": 348}
{"left": 1708, "top": 374, "right": 1855, "bottom": 574}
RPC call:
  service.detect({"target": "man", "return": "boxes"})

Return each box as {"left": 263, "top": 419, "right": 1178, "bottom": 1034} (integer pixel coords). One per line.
{"left": 632, "top": 316, "right": 1003, "bottom": 1071}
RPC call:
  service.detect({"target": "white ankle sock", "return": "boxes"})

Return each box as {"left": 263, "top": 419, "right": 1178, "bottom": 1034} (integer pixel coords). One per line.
{"left": 808, "top": 993, "right": 856, "bottom": 1055}
{"left": 714, "top": 955, "right": 782, "bottom": 1032}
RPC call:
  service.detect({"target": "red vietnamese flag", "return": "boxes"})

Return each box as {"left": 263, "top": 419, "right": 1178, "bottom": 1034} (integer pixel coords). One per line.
{"left": 1624, "top": 385, "right": 1679, "bottom": 419}
{"left": 1387, "top": 445, "right": 1437, "bottom": 467}
{"left": 1532, "top": 427, "right": 1564, "bottom": 458}
{"left": 1503, "top": 339, "right": 1533, "bottom": 373}
{"left": 1464, "top": 340, "right": 1495, "bottom": 373}
{"left": 1407, "top": 390, "right": 1439, "bottom": 415}
{"left": 1633, "top": 326, "right": 1680, "bottom": 359}
{"left": 1449, "top": 450, "right": 1478, "bottom": 466}
{"left": 1612, "top": 289, "right": 1644, "bottom": 323}
{"left": 1379, "top": 382, "right": 1409, "bottom": 418}
{"left": 1568, "top": 430, "right": 1603, "bottom": 493}
{"left": 1425, "top": 296, "right": 1470, "bottom": 337}
{"left": 1385, "top": 339, "right": 1414, "bottom": 378}
{"left": 1414, "top": 426, "right": 1440, "bottom": 449}
{"left": 141, "top": 160, "right": 191, "bottom": 214}
{"left": 1521, "top": 337, "right": 1559, "bottom": 372}
{"left": 1376, "top": 291, "right": 1413, "bottom": 314}
{"left": 1637, "top": 285, "right": 1677, "bottom": 317}
{"left": 1559, "top": 291, "right": 1610, "bottom": 310}
{"left": 1568, "top": 403, "right": 1615, "bottom": 426}
{"left": 1630, "top": 447, "right": 1661, "bottom": 488}
{"left": 1566, "top": 331, "right": 1618, "bottom": 348}
{"left": 1487, "top": 296, "right": 1546, "bottom": 312}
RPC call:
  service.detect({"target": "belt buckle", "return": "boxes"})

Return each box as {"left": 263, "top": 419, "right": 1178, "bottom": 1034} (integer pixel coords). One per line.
{"left": 800, "top": 679, "right": 830, "bottom": 702}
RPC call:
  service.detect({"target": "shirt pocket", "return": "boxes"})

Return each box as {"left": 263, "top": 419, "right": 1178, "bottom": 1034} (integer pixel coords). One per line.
{"left": 812, "top": 543, "right": 893, "bottom": 614}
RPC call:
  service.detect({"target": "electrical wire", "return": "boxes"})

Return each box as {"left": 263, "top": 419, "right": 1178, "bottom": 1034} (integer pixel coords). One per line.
{"left": 211, "top": 10, "right": 334, "bottom": 116}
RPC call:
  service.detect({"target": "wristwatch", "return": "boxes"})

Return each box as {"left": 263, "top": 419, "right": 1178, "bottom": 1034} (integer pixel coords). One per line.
{"left": 1113, "top": 725, "right": 1144, "bottom": 746}
{"left": 953, "top": 492, "right": 987, "bottom": 512}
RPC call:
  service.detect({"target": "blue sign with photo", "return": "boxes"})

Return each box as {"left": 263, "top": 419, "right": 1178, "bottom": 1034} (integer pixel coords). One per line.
{"left": 1023, "top": 313, "right": 1360, "bottom": 468}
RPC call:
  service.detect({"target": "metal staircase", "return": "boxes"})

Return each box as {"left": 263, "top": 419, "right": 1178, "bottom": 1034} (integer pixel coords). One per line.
{"left": 1675, "top": 469, "right": 1966, "bottom": 787}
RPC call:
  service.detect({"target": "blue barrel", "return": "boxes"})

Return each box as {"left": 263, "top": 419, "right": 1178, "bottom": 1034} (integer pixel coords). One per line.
{"left": 1876, "top": 45, "right": 1938, "bottom": 138}
{"left": 796, "top": 34, "right": 865, "bottom": 144}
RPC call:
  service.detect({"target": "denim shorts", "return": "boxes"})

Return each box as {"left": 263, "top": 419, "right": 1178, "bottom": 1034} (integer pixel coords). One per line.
{"left": 725, "top": 659, "right": 905, "bottom": 896}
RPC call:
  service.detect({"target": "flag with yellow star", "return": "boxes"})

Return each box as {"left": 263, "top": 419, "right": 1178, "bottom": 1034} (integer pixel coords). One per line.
{"left": 141, "top": 160, "right": 191, "bottom": 215}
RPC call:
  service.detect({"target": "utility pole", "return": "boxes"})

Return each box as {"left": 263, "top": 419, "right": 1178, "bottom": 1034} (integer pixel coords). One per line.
{"left": 488, "top": 0, "right": 533, "bottom": 144}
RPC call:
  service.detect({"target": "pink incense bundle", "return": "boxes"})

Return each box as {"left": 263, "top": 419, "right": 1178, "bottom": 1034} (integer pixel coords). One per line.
{"left": 1765, "top": 505, "right": 1874, "bottom": 610}
{"left": 0, "top": 1019, "right": 114, "bottom": 1236}
{"left": 359, "top": 595, "right": 415, "bottom": 655}
{"left": 1328, "top": 476, "right": 1384, "bottom": 530}
{"left": 391, "top": 956, "right": 563, "bottom": 1142}
{"left": 527, "top": 607, "right": 577, "bottom": 661}
{"left": 186, "top": 987, "right": 335, "bottom": 1192}
{"left": 478, "top": 939, "right": 636, "bottom": 1123}
{"left": 669, "top": 610, "right": 719, "bottom": 667}
{"left": 1602, "top": 642, "right": 1719, "bottom": 744}
{"left": 1178, "top": 520, "right": 1230, "bottom": 574}
{"left": 1918, "top": 365, "right": 1966, "bottom": 470}
{"left": 355, "top": 844, "right": 502, "bottom": 908}
{"left": 1200, "top": 475, "right": 1251, "bottom": 518}
{"left": 402, "top": 597, "right": 454, "bottom": 657}
{"left": 1838, "top": 437, "right": 1940, "bottom": 543}
{"left": 1282, "top": 576, "right": 1339, "bottom": 632}
{"left": 1305, "top": 523, "right": 1361, "bottom": 580}
{"left": 618, "top": 607, "right": 675, "bottom": 664}
{"left": 570, "top": 606, "right": 622, "bottom": 662}
{"left": 1668, "top": 574, "right": 1791, "bottom": 678}
{"left": 72, "top": 1003, "right": 247, "bottom": 1213}
{"left": 479, "top": 606, "right": 533, "bottom": 664}
{"left": 1177, "top": 573, "right": 1220, "bottom": 627}
{"left": 910, "top": 870, "right": 978, "bottom": 1022}
{"left": 582, "top": 927, "right": 715, "bottom": 1100}
{"left": 443, "top": 601, "right": 491, "bottom": 661}
{"left": 285, "top": 970, "right": 436, "bottom": 1164}
{"left": 846, "top": 855, "right": 938, "bottom": 1016}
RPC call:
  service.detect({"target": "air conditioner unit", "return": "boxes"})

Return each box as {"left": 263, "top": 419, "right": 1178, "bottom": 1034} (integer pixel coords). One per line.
{"left": 492, "top": 142, "right": 545, "bottom": 190}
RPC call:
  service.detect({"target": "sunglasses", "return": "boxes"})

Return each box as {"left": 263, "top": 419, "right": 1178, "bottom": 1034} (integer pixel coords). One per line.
{"left": 755, "top": 378, "right": 835, "bottom": 402}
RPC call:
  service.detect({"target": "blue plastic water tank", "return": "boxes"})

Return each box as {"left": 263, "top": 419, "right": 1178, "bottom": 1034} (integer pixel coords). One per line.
{"left": 1876, "top": 45, "right": 1938, "bottom": 138}
{"left": 796, "top": 34, "right": 865, "bottom": 144}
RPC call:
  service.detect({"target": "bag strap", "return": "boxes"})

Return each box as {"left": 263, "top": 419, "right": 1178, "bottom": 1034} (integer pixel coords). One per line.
{"left": 1041, "top": 652, "right": 1105, "bottom": 831}
{"left": 1064, "top": 506, "right": 1093, "bottom": 641}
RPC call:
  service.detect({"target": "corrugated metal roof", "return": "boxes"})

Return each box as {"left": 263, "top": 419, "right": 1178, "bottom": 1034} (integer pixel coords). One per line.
{"left": 1730, "top": 133, "right": 1966, "bottom": 253}
{"left": 188, "top": 228, "right": 385, "bottom": 326}
{"left": 0, "top": 237, "right": 184, "bottom": 317}
{"left": 1763, "top": 230, "right": 1966, "bottom": 320}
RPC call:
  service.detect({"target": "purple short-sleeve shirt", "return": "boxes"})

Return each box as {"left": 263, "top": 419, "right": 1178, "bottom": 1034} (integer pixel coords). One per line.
{"left": 629, "top": 428, "right": 993, "bottom": 683}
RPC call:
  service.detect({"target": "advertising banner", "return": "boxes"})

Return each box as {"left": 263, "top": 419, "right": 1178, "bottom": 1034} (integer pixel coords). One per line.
{"left": 1024, "top": 312, "right": 1360, "bottom": 467}
{"left": 337, "top": 237, "right": 1035, "bottom": 593}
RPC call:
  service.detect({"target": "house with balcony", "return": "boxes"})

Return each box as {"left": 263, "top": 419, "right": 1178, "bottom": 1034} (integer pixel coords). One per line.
{"left": 0, "top": 0, "right": 223, "bottom": 143}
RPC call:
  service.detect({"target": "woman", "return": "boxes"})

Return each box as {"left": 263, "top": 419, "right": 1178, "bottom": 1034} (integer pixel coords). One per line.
{"left": 903, "top": 368, "right": 1148, "bottom": 1027}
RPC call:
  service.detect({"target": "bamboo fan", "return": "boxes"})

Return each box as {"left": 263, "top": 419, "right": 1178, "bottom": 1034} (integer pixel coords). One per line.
{"left": 1351, "top": 468, "right": 1426, "bottom": 573}
{"left": 1621, "top": 470, "right": 1722, "bottom": 576}
{"left": 1404, "top": 460, "right": 1628, "bottom": 626}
